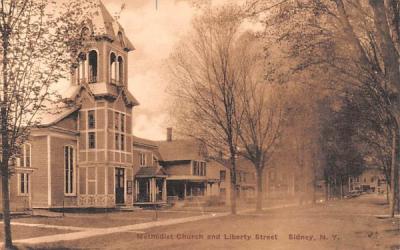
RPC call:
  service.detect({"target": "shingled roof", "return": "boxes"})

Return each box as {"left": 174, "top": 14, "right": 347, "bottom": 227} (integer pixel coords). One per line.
{"left": 136, "top": 166, "right": 167, "bottom": 177}
{"left": 90, "top": 0, "right": 135, "bottom": 51}
{"left": 156, "top": 140, "right": 206, "bottom": 162}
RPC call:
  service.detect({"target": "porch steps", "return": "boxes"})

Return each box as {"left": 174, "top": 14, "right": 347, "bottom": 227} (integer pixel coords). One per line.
{"left": 116, "top": 206, "right": 143, "bottom": 212}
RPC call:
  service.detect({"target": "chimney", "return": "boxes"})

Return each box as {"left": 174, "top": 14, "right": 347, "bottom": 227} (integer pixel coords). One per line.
{"left": 167, "top": 127, "right": 172, "bottom": 142}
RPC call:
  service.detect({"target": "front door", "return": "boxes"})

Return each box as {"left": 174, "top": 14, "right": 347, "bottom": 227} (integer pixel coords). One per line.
{"left": 115, "top": 168, "right": 125, "bottom": 204}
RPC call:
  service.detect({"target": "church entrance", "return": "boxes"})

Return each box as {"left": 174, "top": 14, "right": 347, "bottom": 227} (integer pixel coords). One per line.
{"left": 115, "top": 168, "right": 125, "bottom": 204}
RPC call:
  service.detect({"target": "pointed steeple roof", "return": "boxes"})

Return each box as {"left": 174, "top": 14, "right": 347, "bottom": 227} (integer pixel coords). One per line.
{"left": 90, "top": 0, "right": 135, "bottom": 51}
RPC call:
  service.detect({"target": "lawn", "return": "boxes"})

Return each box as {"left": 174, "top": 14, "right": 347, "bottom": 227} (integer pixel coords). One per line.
{"left": 12, "top": 210, "right": 205, "bottom": 229}
{"left": 14, "top": 194, "right": 400, "bottom": 250}
{"left": 0, "top": 225, "right": 74, "bottom": 241}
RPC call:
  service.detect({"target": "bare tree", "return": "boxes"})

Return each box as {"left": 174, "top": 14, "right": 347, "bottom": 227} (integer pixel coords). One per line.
{"left": 0, "top": 1, "right": 96, "bottom": 248}
{"left": 168, "top": 5, "right": 252, "bottom": 215}
{"left": 234, "top": 33, "right": 284, "bottom": 211}
{"left": 247, "top": 0, "right": 400, "bottom": 217}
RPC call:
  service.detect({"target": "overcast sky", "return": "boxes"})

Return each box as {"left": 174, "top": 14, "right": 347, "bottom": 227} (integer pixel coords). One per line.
{"left": 98, "top": 0, "right": 193, "bottom": 140}
{"left": 101, "top": 0, "right": 244, "bottom": 140}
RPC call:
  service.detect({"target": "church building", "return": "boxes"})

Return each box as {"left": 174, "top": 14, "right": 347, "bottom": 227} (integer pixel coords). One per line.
{"left": 4, "top": 1, "right": 222, "bottom": 211}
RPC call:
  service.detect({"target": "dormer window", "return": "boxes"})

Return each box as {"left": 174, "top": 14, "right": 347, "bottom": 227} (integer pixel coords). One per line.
{"left": 81, "top": 26, "right": 91, "bottom": 39}
{"left": 88, "top": 50, "right": 98, "bottom": 83}
{"left": 118, "top": 31, "right": 125, "bottom": 47}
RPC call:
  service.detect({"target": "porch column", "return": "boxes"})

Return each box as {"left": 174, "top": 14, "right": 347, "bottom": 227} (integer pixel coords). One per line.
{"left": 184, "top": 182, "right": 187, "bottom": 198}
{"left": 135, "top": 179, "right": 139, "bottom": 202}
{"left": 205, "top": 182, "right": 209, "bottom": 196}
{"left": 152, "top": 178, "right": 157, "bottom": 203}
{"left": 162, "top": 179, "right": 167, "bottom": 202}
{"left": 148, "top": 179, "right": 152, "bottom": 202}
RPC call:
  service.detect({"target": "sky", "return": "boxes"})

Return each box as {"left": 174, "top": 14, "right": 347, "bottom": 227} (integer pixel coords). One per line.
{"left": 101, "top": 0, "right": 245, "bottom": 140}
{"left": 101, "top": 0, "right": 195, "bottom": 141}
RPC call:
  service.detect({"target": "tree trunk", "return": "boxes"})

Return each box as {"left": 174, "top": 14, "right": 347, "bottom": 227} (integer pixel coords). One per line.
{"left": 229, "top": 155, "right": 237, "bottom": 215}
{"left": 386, "top": 182, "right": 390, "bottom": 204}
{"left": 256, "top": 168, "right": 263, "bottom": 211}
{"left": 325, "top": 180, "right": 329, "bottom": 201}
{"left": 1, "top": 31, "right": 13, "bottom": 250}
{"left": 1, "top": 171, "right": 13, "bottom": 249}
{"left": 390, "top": 130, "right": 397, "bottom": 217}
{"left": 340, "top": 178, "right": 343, "bottom": 199}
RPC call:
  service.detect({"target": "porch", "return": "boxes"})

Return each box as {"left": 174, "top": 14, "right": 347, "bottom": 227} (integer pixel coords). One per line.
{"left": 166, "top": 176, "right": 219, "bottom": 203}
{"left": 134, "top": 167, "right": 167, "bottom": 205}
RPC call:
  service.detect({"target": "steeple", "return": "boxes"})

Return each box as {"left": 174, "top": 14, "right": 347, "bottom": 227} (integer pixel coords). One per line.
{"left": 71, "top": 0, "right": 138, "bottom": 107}
{"left": 89, "top": 0, "right": 135, "bottom": 52}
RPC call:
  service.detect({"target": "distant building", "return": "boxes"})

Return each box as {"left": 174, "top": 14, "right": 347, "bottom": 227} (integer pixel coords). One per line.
{"left": 156, "top": 133, "right": 220, "bottom": 204}
{"left": 349, "top": 167, "right": 387, "bottom": 194}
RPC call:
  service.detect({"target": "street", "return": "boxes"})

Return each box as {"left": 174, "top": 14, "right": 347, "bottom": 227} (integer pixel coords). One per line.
{"left": 18, "top": 194, "right": 399, "bottom": 250}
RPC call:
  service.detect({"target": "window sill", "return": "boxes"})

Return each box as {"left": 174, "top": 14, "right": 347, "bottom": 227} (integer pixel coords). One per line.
{"left": 17, "top": 194, "right": 29, "bottom": 197}
{"left": 64, "top": 194, "right": 77, "bottom": 197}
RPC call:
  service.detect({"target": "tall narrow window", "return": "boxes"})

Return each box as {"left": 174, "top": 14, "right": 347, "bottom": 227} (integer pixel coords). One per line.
{"left": 64, "top": 146, "right": 75, "bottom": 194}
{"left": 118, "top": 56, "right": 124, "bottom": 85}
{"left": 19, "top": 173, "right": 30, "bottom": 195}
{"left": 120, "top": 114, "right": 125, "bottom": 132}
{"left": 114, "top": 112, "right": 120, "bottom": 131}
{"left": 19, "top": 143, "right": 31, "bottom": 168}
{"left": 220, "top": 170, "right": 226, "bottom": 181}
{"left": 139, "top": 152, "right": 146, "bottom": 166}
{"left": 88, "top": 110, "right": 95, "bottom": 129}
{"left": 78, "top": 52, "right": 87, "bottom": 84}
{"left": 88, "top": 132, "right": 96, "bottom": 149}
{"left": 115, "top": 133, "right": 120, "bottom": 150}
{"left": 120, "top": 134, "right": 125, "bottom": 151}
{"left": 110, "top": 52, "right": 117, "bottom": 84}
{"left": 88, "top": 50, "right": 98, "bottom": 83}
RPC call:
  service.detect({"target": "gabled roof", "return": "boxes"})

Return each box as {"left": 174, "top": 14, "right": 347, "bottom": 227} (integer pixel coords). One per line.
{"left": 90, "top": 1, "right": 135, "bottom": 51}
{"left": 63, "top": 84, "right": 139, "bottom": 107}
{"left": 36, "top": 104, "right": 79, "bottom": 127}
{"left": 156, "top": 140, "right": 206, "bottom": 162}
{"left": 136, "top": 166, "right": 167, "bottom": 177}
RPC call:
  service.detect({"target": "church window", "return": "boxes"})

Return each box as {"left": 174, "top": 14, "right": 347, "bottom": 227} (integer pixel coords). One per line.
{"left": 88, "top": 110, "right": 95, "bottom": 129}
{"left": 77, "top": 52, "right": 87, "bottom": 84}
{"left": 88, "top": 132, "right": 96, "bottom": 149}
{"left": 19, "top": 143, "right": 31, "bottom": 168}
{"left": 64, "top": 146, "right": 75, "bottom": 195}
{"left": 110, "top": 52, "right": 117, "bottom": 84}
{"left": 118, "top": 56, "right": 124, "bottom": 85}
{"left": 88, "top": 50, "right": 98, "bottom": 83}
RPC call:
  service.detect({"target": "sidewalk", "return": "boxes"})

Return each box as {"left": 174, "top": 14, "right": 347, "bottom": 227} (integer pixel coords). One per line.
{"left": 12, "top": 202, "right": 299, "bottom": 246}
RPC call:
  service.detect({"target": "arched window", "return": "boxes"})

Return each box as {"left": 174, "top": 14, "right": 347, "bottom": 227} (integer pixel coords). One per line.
{"left": 88, "top": 50, "right": 98, "bottom": 83}
{"left": 77, "top": 52, "right": 87, "bottom": 84}
{"left": 118, "top": 56, "right": 124, "bottom": 85}
{"left": 110, "top": 52, "right": 117, "bottom": 84}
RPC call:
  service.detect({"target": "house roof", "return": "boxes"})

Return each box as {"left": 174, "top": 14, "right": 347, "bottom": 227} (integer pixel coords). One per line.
{"left": 90, "top": 1, "right": 135, "bottom": 51}
{"left": 36, "top": 104, "right": 79, "bottom": 127}
{"left": 133, "top": 136, "right": 158, "bottom": 148}
{"left": 156, "top": 140, "right": 205, "bottom": 162}
{"left": 135, "top": 166, "right": 167, "bottom": 177}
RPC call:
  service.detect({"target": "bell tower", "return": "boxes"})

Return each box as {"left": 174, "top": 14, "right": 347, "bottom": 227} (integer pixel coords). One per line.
{"left": 72, "top": 1, "right": 139, "bottom": 208}
{"left": 73, "top": 0, "right": 134, "bottom": 88}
